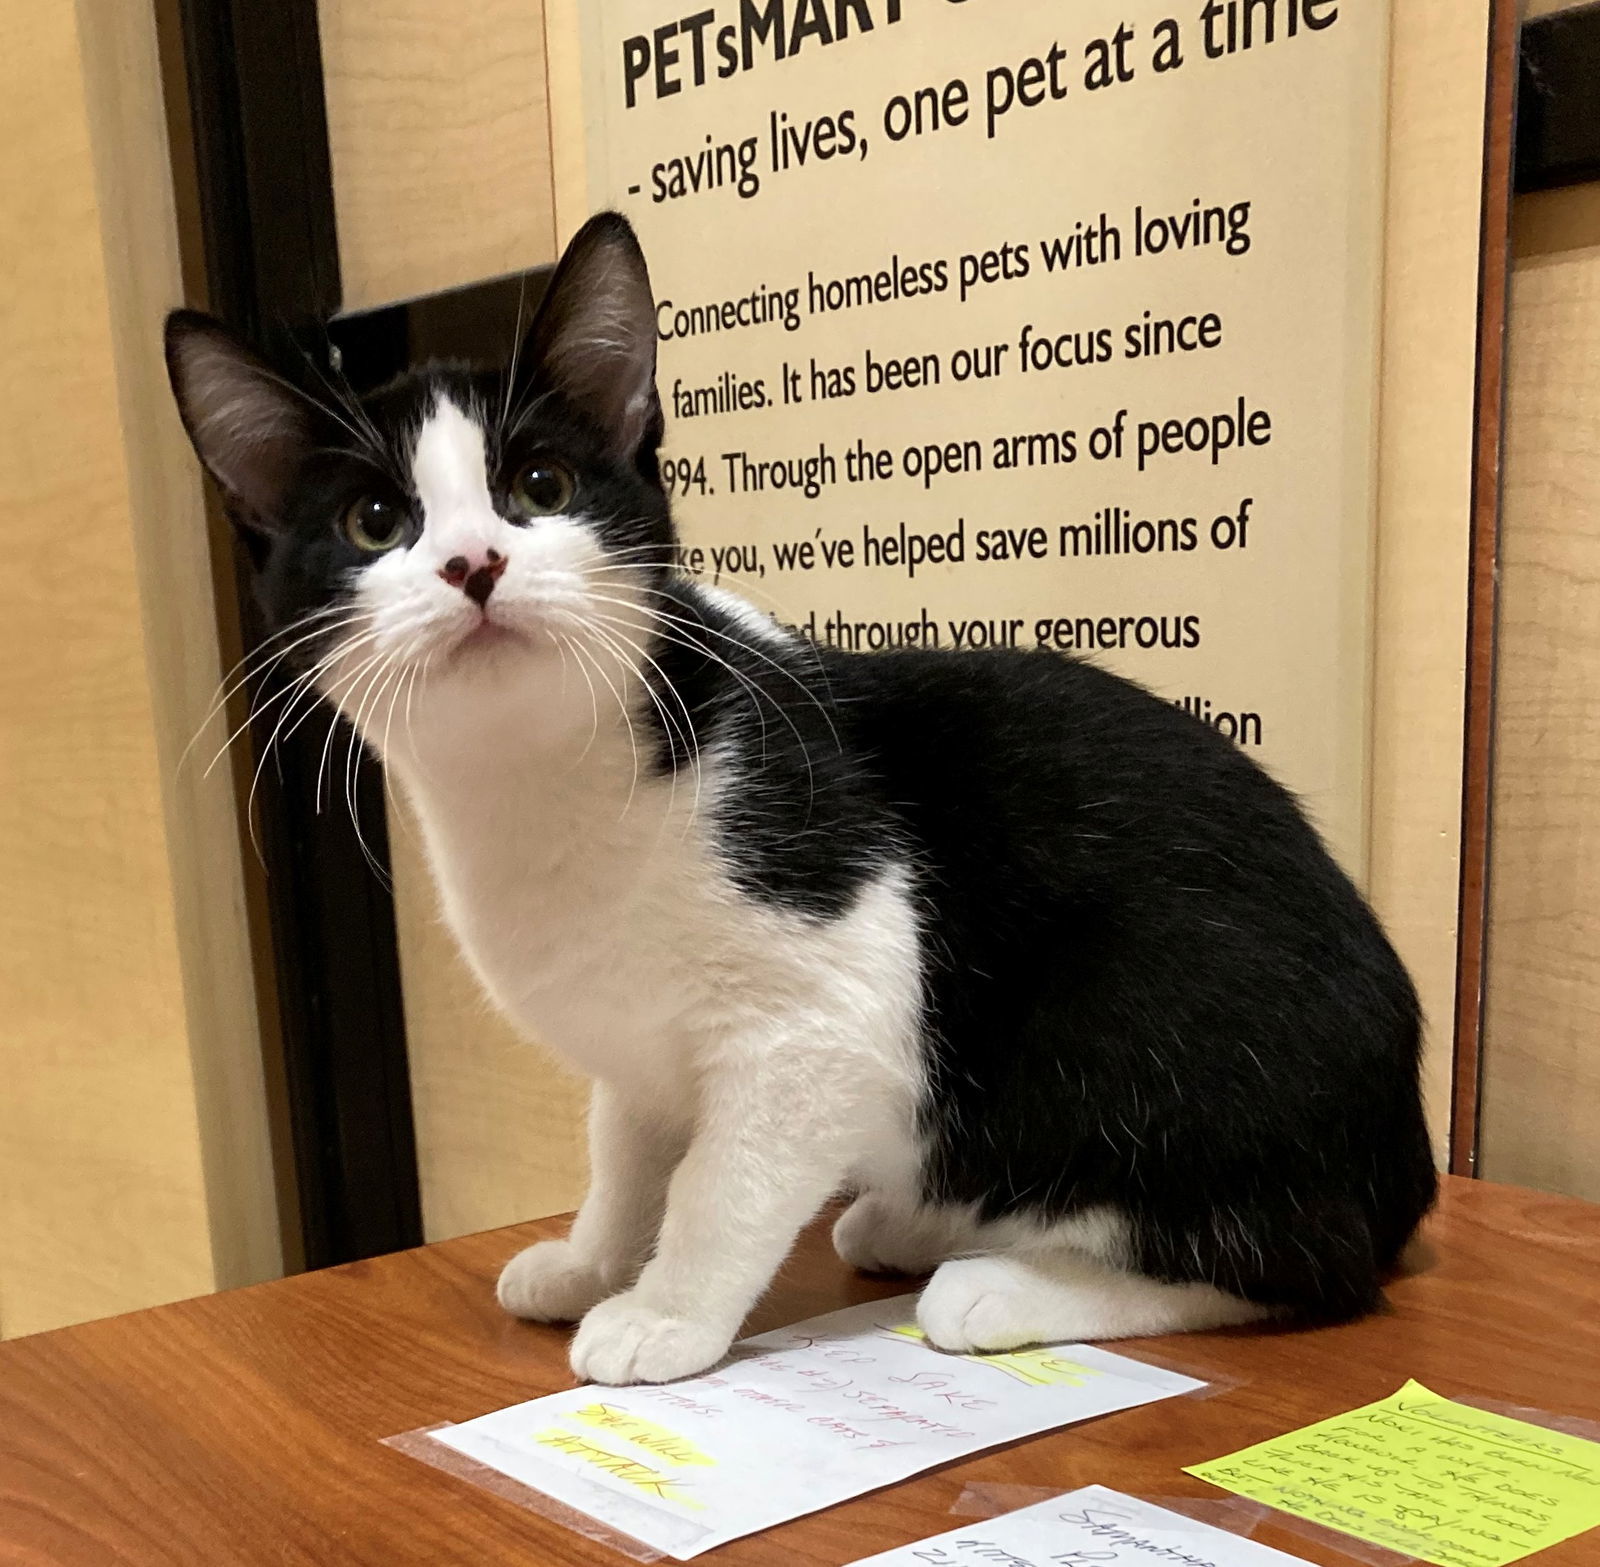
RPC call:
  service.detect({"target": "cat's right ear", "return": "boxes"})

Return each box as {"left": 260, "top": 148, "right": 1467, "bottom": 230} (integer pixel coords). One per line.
{"left": 164, "top": 310, "right": 317, "bottom": 531}
{"left": 520, "top": 212, "right": 661, "bottom": 464}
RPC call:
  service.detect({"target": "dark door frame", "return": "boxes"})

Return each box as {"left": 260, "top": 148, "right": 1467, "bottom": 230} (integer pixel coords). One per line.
{"left": 170, "top": 0, "right": 422, "bottom": 1267}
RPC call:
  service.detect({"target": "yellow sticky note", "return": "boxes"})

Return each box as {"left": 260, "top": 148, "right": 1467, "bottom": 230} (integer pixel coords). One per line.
{"left": 1186, "top": 1380, "right": 1600, "bottom": 1567}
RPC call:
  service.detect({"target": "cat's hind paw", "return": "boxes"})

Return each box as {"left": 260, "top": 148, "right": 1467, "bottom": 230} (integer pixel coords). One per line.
{"left": 832, "top": 1194, "right": 950, "bottom": 1277}
{"left": 570, "top": 1293, "right": 732, "bottom": 1385}
{"left": 918, "top": 1252, "right": 1271, "bottom": 1352}
{"left": 917, "top": 1256, "right": 1044, "bottom": 1352}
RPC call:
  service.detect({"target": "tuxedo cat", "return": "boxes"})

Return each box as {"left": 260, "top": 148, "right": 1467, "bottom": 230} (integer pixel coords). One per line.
{"left": 166, "top": 212, "right": 1435, "bottom": 1385}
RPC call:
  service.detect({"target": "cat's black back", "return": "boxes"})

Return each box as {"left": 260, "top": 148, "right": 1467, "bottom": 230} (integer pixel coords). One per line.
{"left": 657, "top": 590, "right": 1435, "bottom": 1322}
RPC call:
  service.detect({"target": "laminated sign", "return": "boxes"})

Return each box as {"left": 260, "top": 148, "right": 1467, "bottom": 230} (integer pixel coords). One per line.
{"left": 575, "top": 0, "right": 1387, "bottom": 867}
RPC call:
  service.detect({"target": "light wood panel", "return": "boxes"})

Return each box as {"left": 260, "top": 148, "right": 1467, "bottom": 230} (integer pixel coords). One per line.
{"left": 1367, "top": 1, "right": 1500, "bottom": 1161}
{"left": 77, "top": 0, "right": 286, "bottom": 1294}
{"left": 319, "top": 0, "right": 559, "bottom": 312}
{"left": 1478, "top": 193, "right": 1600, "bottom": 1202}
{"left": 0, "top": 0, "right": 280, "bottom": 1336}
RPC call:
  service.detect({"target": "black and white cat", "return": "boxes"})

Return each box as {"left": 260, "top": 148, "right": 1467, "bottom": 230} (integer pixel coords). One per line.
{"left": 166, "top": 213, "right": 1436, "bottom": 1386}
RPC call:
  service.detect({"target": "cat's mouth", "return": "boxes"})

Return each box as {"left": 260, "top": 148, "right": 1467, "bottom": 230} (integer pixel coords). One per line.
{"left": 450, "top": 616, "right": 532, "bottom": 661}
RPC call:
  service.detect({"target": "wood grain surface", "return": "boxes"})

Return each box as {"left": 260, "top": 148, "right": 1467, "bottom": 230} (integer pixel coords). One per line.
{"left": 2, "top": 1178, "right": 1599, "bottom": 1566}
{"left": 319, "top": 0, "right": 558, "bottom": 310}
{"left": 0, "top": 0, "right": 277, "bottom": 1337}
{"left": 1481, "top": 184, "right": 1600, "bottom": 1203}
{"left": 1367, "top": 0, "right": 1494, "bottom": 1166}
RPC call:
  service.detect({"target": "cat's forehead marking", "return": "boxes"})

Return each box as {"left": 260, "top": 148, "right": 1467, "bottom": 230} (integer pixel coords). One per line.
{"left": 410, "top": 392, "right": 492, "bottom": 522}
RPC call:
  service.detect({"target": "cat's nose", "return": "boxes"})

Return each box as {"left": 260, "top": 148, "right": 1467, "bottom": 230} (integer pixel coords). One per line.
{"left": 439, "top": 548, "right": 506, "bottom": 607}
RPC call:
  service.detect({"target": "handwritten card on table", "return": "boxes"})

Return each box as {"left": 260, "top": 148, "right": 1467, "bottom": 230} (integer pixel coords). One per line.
{"left": 846, "top": 1485, "right": 1311, "bottom": 1567}
{"left": 427, "top": 1295, "right": 1204, "bottom": 1559}
{"left": 1186, "top": 1379, "right": 1600, "bottom": 1567}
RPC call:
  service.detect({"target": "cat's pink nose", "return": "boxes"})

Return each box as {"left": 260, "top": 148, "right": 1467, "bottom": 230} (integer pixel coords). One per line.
{"left": 439, "top": 548, "right": 506, "bottom": 607}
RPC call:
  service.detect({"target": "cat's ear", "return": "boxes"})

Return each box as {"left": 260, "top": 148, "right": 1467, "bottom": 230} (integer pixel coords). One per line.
{"left": 164, "top": 310, "right": 318, "bottom": 530}
{"left": 522, "top": 212, "right": 662, "bottom": 463}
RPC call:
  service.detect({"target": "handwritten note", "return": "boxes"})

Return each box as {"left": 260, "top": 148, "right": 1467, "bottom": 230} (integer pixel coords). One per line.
{"left": 1186, "top": 1380, "right": 1600, "bottom": 1567}
{"left": 847, "top": 1485, "right": 1311, "bottom": 1567}
{"left": 427, "top": 1296, "right": 1203, "bottom": 1559}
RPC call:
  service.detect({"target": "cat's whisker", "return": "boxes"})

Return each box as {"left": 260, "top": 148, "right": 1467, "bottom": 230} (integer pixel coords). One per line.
{"left": 577, "top": 576, "right": 842, "bottom": 753}
{"left": 579, "top": 545, "right": 807, "bottom": 621}
{"left": 649, "top": 598, "right": 842, "bottom": 753}
{"left": 274, "top": 632, "right": 387, "bottom": 763}
{"left": 238, "top": 654, "right": 348, "bottom": 865}
{"left": 294, "top": 339, "right": 391, "bottom": 467}
{"left": 566, "top": 631, "right": 642, "bottom": 822}
{"left": 201, "top": 629, "right": 367, "bottom": 783}
{"left": 583, "top": 615, "right": 703, "bottom": 838}
{"left": 581, "top": 593, "right": 822, "bottom": 812}
{"left": 397, "top": 648, "right": 441, "bottom": 792}
{"left": 595, "top": 604, "right": 784, "bottom": 780}
{"left": 585, "top": 614, "right": 701, "bottom": 779}
{"left": 498, "top": 274, "right": 531, "bottom": 442}
{"left": 342, "top": 648, "right": 412, "bottom": 887}
{"left": 379, "top": 655, "right": 428, "bottom": 852}
{"left": 313, "top": 642, "right": 398, "bottom": 815}
{"left": 184, "top": 607, "right": 369, "bottom": 775}
{"left": 549, "top": 631, "right": 600, "bottom": 769}
{"left": 593, "top": 605, "right": 817, "bottom": 831}
{"left": 400, "top": 653, "right": 426, "bottom": 763}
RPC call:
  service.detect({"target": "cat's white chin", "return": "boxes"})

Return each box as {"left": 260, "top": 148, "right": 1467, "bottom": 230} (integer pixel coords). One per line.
{"left": 450, "top": 618, "right": 531, "bottom": 659}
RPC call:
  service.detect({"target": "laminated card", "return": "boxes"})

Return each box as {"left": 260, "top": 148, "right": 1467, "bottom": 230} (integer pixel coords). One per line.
{"left": 1187, "top": 1380, "right": 1600, "bottom": 1567}
{"left": 428, "top": 1295, "right": 1204, "bottom": 1558}
{"left": 846, "top": 1484, "right": 1312, "bottom": 1567}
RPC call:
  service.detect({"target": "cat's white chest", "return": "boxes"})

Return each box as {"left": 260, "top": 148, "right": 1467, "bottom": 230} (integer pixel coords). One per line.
{"left": 398, "top": 733, "right": 751, "bottom": 1094}
{"left": 388, "top": 679, "right": 928, "bottom": 1191}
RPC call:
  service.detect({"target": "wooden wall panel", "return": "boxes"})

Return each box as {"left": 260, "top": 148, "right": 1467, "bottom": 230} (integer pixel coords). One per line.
{"left": 0, "top": 0, "right": 279, "bottom": 1335}
{"left": 1367, "top": 0, "right": 1494, "bottom": 1160}
{"left": 1479, "top": 187, "right": 1600, "bottom": 1203}
{"left": 320, "top": 0, "right": 558, "bottom": 312}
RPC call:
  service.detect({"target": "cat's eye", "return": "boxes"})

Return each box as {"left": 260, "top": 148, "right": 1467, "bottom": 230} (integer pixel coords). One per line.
{"left": 509, "top": 459, "right": 575, "bottom": 519}
{"left": 343, "top": 496, "right": 406, "bottom": 552}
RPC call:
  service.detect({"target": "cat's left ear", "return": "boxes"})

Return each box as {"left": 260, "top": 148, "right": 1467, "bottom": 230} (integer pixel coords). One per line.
{"left": 522, "top": 212, "right": 662, "bottom": 464}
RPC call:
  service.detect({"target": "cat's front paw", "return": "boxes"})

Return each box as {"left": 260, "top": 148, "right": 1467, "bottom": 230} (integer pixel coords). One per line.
{"left": 497, "top": 1239, "right": 616, "bottom": 1323}
{"left": 570, "top": 1293, "right": 731, "bottom": 1385}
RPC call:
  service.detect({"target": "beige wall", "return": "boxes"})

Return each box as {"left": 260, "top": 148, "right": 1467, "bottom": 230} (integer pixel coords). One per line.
{"left": 1479, "top": 185, "right": 1600, "bottom": 1202}
{"left": 320, "top": 0, "right": 557, "bottom": 311}
{"left": 0, "top": 0, "right": 280, "bottom": 1336}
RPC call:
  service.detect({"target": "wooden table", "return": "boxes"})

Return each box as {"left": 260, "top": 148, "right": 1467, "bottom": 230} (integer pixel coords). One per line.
{"left": 2, "top": 1176, "right": 1598, "bottom": 1566}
